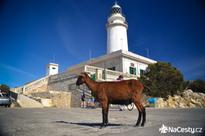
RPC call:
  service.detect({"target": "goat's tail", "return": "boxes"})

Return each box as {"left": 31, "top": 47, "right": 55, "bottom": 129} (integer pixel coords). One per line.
{"left": 143, "top": 85, "right": 151, "bottom": 91}
{"left": 142, "top": 84, "right": 151, "bottom": 95}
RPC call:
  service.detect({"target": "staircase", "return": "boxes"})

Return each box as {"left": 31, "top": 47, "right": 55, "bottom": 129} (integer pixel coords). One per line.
{"left": 17, "top": 94, "right": 43, "bottom": 108}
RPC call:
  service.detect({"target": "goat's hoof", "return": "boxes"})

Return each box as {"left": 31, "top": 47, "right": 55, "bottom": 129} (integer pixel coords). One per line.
{"left": 100, "top": 125, "right": 106, "bottom": 129}
{"left": 135, "top": 123, "right": 140, "bottom": 127}
{"left": 100, "top": 123, "right": 107, "bottom": 129}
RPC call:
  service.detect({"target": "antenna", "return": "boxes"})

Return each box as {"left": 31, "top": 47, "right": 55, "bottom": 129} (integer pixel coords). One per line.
{"left": 52, "top": 54, "right": 55, "bottom": 62}
{"left": 89, "top": 50, "right": 92, "bottom": 60}
{"left": 145, "top": 48, "right": 150, "bottom": 58}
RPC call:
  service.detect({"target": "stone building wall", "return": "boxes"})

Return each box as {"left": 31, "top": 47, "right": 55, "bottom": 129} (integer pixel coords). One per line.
{"left": 47, "top": 72, "right": 84, "bottom": 107}
{"left": 47, "top": 66, "right": 123, "bottom": 107}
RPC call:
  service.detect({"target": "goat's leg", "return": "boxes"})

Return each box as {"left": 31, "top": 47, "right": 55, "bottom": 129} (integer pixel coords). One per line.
{"left": 133, "top": 93, "right": 146, "bottom": 127}
{"left": 135, "top": 101, "right": 146, "bottom": 127}
{"left": 105, "top": 103, "right": 109, "bottom": 125}
{"left": 100, "top": 102, "right": 109, "bottom": 128}
{"left": 141, "top": 107, "right": 146, "bottom": 126}
{"left": 102, "top": 108, "right": 106, "bottom": 126}
{"left": 100, "top": 108, "right": 108, "bottom": 128}
{"left": 133, "top": 101, "right": 142, "bottom": 127}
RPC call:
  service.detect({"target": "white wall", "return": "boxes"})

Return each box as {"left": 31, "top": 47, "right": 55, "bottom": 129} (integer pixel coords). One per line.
{"left": 122, "top": 57, "right": 148, "bottom": 76}
{"left": 107, "top": 25, "right": 128, "bottom": 54}
{"left": 46, "top": 64, "right": 59, "bottom": 76}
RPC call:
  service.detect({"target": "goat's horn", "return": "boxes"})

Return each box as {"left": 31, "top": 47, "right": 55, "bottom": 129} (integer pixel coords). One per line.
{"left": 79, "top": 72, "right": 87, "bottom": 77}
{"left": 80, "top": 72, "right": 91, "bottom": 77}
{"left": 80, "top": 72, "right": 86, "bottom": 75}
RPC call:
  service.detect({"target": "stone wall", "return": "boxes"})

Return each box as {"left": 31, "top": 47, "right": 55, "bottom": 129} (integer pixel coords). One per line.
{"left": 47, "top": 73, "right": 83, "bottom": 107}
{"left": 50, "top": 91, "right": 71, "bottom": 108}
{"left": 48, "top": 72, "right": 77, "bottom": 91}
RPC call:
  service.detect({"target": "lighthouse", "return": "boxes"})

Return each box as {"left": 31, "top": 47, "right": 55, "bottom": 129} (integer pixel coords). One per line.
{"left": 67, "top": 2, "right": 156, "bottom": 78}
{"left": 106, "top": 3, "right": 128, "bottom": 54}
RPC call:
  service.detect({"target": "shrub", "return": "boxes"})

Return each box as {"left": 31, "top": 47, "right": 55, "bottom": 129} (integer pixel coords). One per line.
{"left": 140, "top": 62, "right": 184, "bottom": 98}
{"left": 188, "top": 79, "right": 205, "bottom": 93}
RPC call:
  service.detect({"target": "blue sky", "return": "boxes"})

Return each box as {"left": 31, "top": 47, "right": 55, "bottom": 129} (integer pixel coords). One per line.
{"left": 0, "top": 0, "right": 205, "bottom": 87}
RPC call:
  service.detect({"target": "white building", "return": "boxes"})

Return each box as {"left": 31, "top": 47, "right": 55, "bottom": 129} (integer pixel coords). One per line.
{"left": 46, "top": 63, "right": 59, "bottom": 76}
{"left": 67, "top": 3, "right": 156, "bottom": 80}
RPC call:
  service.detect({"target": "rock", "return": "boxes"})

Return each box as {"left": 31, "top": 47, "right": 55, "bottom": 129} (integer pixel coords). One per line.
{"left": 173, "top": 95, "right": 181, "bottom": 100}
{"left": 190, "top": 98, "right": 203, "bottom": 108}
{"left": 188, "top": 102, "right": 196, "bottom": 108}
{"left": 153, "top": 90, "right": 205, "bottom": 109}
{"left": 182, "top": 89, "right": 193, "bottom": 98}
{"left": 192, "top": 93, "right": 201, "bottom": 100}
{"left": 199, "top": 93, "right": 205, "bottom": 98}
{"left": 178, "top": 102, "right": 187, "bottom": 108}
{"left": 178, "top": 97, "right": 188, "bottom": 108}
{"left": 156, "top": 98, "right": 167, "bottom": 108}
{"left": 167, "top": 96, "right": 176, "bottom": 108}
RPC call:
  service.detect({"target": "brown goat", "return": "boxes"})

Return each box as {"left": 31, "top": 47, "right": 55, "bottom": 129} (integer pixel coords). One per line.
{"left": 76, "top": 72, "right": 146, "bottom": 128}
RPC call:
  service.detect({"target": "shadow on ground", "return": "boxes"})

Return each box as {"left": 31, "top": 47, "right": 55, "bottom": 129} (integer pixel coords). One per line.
{"left": 54, "top": 120, "right": 123, "bottom": 128}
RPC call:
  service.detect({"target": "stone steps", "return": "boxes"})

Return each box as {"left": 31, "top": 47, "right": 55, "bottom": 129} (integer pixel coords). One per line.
{"left": 17, "top": 94, "right": 43, "bottom": 108}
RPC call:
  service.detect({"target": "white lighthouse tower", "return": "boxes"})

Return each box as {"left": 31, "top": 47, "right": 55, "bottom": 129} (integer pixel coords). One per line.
{"left": 107, "top": 3, "right": 128, "bottom": 54}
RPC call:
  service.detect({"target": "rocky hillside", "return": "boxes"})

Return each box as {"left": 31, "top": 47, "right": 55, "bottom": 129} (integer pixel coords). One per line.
{"left": 156, "top": 89, "right": 205, "bottom": 108}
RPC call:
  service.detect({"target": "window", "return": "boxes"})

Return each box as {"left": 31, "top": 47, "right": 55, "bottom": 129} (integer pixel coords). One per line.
{"left": 129, "top": 67, "right": 136, "bottom": 75}
{"left": 52, "top": 67, "right": 56, "bottom": 70}
{"left": 108, "top": 67, "right": 115, "bottom": 71}
{"left": 140, "top": 69, "right": 145, "bottom": 76}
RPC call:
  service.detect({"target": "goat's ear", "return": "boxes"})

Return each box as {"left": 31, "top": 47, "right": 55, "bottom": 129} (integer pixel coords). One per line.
{"left": 81, "top": 72, "right": 91, "bottom": 78}
{"left": 85, "top": 72, "right": 92, "bottom": 77}
{"left": 87, "top": 72, "right": 92, "bottom": 77}
{"left": 80, "top": 72, "right": 85, "bottom": 75}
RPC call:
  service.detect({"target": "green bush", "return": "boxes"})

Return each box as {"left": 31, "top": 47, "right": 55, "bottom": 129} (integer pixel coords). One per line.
{"left": 188, "top": 80, "right": 205, "bottom": 93}
{"left": 140, "top": 62, "right": 184, "bottom": 98}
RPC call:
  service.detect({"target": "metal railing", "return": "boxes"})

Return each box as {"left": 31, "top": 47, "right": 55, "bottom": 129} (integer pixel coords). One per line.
{"left": 84, "top": 65, "right": 138, "bottom": 81}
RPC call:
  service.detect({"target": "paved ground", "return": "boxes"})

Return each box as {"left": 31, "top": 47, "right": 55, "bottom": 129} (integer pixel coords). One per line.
{"left": 0, "top": 108, "right": 204, "bottom": 136}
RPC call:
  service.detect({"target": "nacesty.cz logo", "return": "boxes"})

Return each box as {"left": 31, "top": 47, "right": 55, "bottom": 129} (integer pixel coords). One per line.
{"left": 159, "top": 124, "right": 203, "bottom": 134}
